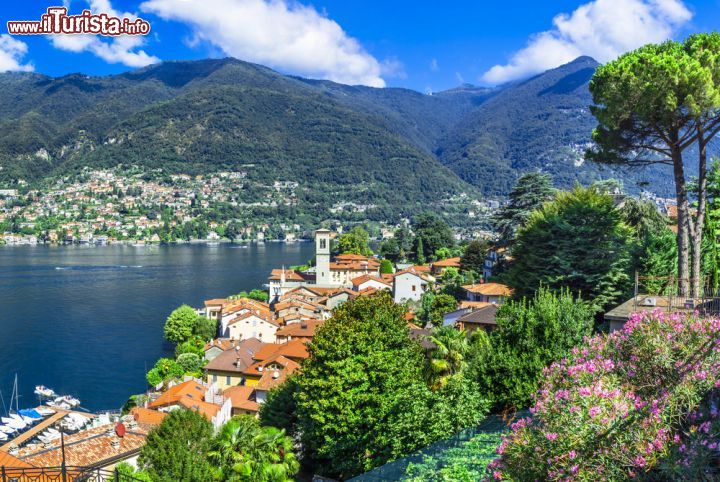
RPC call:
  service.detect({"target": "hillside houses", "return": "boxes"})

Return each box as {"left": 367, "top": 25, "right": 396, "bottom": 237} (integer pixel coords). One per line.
{"left": 269, "top": 229, "right": 433, "bottom": 305}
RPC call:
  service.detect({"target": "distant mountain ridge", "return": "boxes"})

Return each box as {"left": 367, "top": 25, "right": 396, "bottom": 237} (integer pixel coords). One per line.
{"left": 0, "top": 56, "right": 675, "bottom": 200}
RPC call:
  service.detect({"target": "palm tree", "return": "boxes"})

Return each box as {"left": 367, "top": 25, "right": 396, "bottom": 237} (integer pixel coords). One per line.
{"left": 208, "top": 416, "right": 299, "bottom": 482}
{"left": 236, "top": 427, "right": 299, "bottom": 482}
{"left": 425, "top": 325, "right": 469, "bottom": 390}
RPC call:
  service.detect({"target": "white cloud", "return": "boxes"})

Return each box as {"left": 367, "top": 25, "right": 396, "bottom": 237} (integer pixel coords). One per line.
{"left": 0, "top": 35, "right": 33, "bottom": 72}
{"left": 140, "top": 0, "right": 386, "bottom": 87}
{"left": 50, "top": 0, "right": 159, "bottom": 68}
{"left": 481, "top": 0, "right": 692, "bottom": 84}
{"left": 429, "top": 58, "right": 438, "bottom": 71}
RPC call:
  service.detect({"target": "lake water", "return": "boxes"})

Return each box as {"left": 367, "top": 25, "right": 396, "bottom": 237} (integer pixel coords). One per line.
{"left": 0, "top": 242, "right": 314, "bottom": 412}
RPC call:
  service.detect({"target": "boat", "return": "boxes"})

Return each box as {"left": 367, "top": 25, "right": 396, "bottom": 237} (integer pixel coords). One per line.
{"left": 34, "top": 386, "right": 56, "bottom": 398}
{"left": 19, "top": 415, "right": 35, "bottom": 424}
{"left": 54, "top": 395, "right": 81, "bottom": 408}
{"left": 0, "top": 425, "right": 15, "bottom": 434}
{"left": 1, "top": 416, "right": 25, "bottom": 429}
{"left": 47, "top": 400, "right": 71, "bottom": 410}
{"left": 0, "top": 432, "right": 7, "bottom": 441}
{"left": 10, "top": 414, "right": 28, "bottom": 427}
{"left": 18, "top": 408, "right": 43, "bottom": 420}
{"left": 35, "top": 407, "right": 55, "bottom": 416}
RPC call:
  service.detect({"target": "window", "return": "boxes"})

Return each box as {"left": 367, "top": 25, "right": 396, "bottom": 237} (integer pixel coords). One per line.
{"left": 226, "top": 376, "right": 231, "bottom": 385}
{"left": 412, "top": 285, "right": 416, "bottom": 292}
{"left": 213, "top": 375, "right": 217, "bottom": 383}
{"left": 320, "top": 239, "right": 326, "bottom": 249}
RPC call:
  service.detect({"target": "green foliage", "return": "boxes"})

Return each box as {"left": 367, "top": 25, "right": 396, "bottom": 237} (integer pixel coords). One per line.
{"left": 427, "top": 293, "right": 458, "bottom": 327}
{"left": 425, "top": 326, "right": 469, "bottom": 390}
{"left": 294, "top": 293, "right": 488, "bottom": 479}
{"left": 176, "top": 352, "right": 202, "bottom": 374}
{"left": 505, "top": 186, "right": 634, "bottom": 310}
{"left": 207, "top": 415, "right": 300, "bottom": 482}
{"left": 139, "top": 409, "right": 215, "bottom": 482}
{"left": 460, "top": 239, "right": 489, "bottom": 275}
{"left": 193, "top": 316, "right": 218, "bottom": 341}
{"left": 491, "top": 173, "right": 555, "bottom": 244}
{"left": 634, "top": 227, "right": 678, "bottom": 294}
{"left": 146, "top": 358, "right": 184, "bottom": 387}
{"left": 402, "top": 428, "right": 504, "bottom": 481}
{"left": 229, "top": 289, "right": 270, "bottom": 302}
{"left": 412, "top": 213, "right": 454, "bottom": 262}
{"left": 379, "top": 259, "right": 394, "bottom": 274}
{"left": 467, "top": 287, "right": 594, "bottom": 410}
{"left": 111, "top": 462, "right": 152, "bottom": 482}
{"left": 175, "top": 336, "right": 206, "bottom": 358}
{"left": 259, "top": 376, "right": 299, "bottom": 437}
{"left": 619, "top": 197, "right": 669, "bottom": 235}
{"left": 163, "top": 305, "right": 198, "bottom": 344}
{"left": 336, "top": 226, "right": 373, "bottom": 256}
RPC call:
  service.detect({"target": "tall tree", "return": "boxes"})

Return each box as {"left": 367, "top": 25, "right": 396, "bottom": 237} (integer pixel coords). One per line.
{"left": 164, "top": 305, "right": 198, "bottom": 344}
{"left": 467, "top": 288, "right": 594, "bottom": 409}
{"left": 294, "top": 293, "right": 487, "bottom": 479}
{"left": 505, "top": 186, "right": 633, "bottom": 310}
{"left": 335, "top": 226, "right": 373, "bottom": 256}
{"left": 588, "top": 36, "right": 720, "bottom": 296}
{"left": 412, "top": 213, "right": 454, "bottom": 261}
{"left": 139, "top": 409, "right": 215, "bottom": 482}
{"left": 425, "top": 326, "right": 469, "bottom": 390}
{"left": 460, "top": 239, "right": 490, "bottom": 274}
{"left": 492, "top": 172, "right": 555, "bottom": 244}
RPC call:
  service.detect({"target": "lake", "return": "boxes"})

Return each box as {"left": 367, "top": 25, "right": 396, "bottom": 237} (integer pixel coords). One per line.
{"left": 0, "top": 242, "right": 314, "bottom": 412}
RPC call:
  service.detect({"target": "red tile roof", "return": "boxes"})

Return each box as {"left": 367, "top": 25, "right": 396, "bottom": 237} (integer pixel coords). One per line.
{"left": 131, "top": 407, "right": 167, "bottom": 426}
{"left": 462, "top": 282, "right": 513, "bottom": 296}
{"left": 432, "top": 257, "right": 461, "bottom": 268}
{"left": 18, "top": 423, "right": 150, "bottom": 468}
{"left": 148, "top": 380, "right": 206, "bottom": 409}
{"left": 223, "top": 386, "right": 259, "bottom": 413}
{"left": 275, "top": 320, "right": 324, "bottom": 338}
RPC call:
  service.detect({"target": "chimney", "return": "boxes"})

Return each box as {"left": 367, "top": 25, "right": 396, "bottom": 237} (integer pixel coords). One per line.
{"left": 258, "top": 365, "right": 264, "bottom": 372}
{"left": 236, "top": 357, "right": 242, "bottom": 367}
{"left": 272, "top": 370, "right": 280, "bottom": 379}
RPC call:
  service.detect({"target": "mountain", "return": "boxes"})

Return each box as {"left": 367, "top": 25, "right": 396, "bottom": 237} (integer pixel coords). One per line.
{"left": 0, "top": 59, "right": 480, "bottom": 222}
{"left": 437, "top": 56, "right": 675, "bottom": 196}
{"left": 0, "top": 55, "right": 676, "bottom": 210}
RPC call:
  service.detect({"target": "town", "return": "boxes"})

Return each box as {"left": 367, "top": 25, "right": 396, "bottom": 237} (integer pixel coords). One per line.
{"left": 0, "top": 167, "right": 494, "bottom": 246}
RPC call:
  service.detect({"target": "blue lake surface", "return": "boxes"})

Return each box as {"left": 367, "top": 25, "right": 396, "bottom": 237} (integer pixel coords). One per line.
{"left": 0, "top": 242, "right": 314, "bottom": 412}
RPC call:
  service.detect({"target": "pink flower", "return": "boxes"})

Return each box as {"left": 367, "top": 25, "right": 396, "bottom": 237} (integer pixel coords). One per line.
{"left": 493, "top": 470, "right": 503, "bottom": 480}
{"left": 634, "top": 455, "right": 647, "bottom": 468}
{"left": 588, "top": 406, "right": 601, "bottom": 418}
{"left": 546, "top": 432, "right": 558, "bottom": 441}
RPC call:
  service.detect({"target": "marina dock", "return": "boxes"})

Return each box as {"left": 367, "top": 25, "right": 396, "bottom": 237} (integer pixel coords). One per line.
{"left": 0, "top": 408, "right": 91, "bottom": 451}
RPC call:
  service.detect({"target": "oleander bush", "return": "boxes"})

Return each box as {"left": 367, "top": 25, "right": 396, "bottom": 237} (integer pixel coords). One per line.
{"left": 490, "top": 310, "right": 720, "bottom": 480}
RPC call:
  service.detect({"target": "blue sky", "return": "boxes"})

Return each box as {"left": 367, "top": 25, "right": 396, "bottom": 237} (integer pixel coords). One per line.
{"left": 1, "top": 0, "right": 719, "bottom": 92}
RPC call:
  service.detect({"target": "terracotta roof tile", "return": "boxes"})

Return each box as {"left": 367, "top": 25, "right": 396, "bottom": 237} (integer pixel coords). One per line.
{"left": 19, "top": 423, "right": 150, "bottom": 468}
{"left": 461, "top": 282, "right": 513, "bottom": 296}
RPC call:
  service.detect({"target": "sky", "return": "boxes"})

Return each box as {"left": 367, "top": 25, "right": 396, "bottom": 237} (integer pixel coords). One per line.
{"left": 0, "top": 0, "right": 719, "bottom": 92}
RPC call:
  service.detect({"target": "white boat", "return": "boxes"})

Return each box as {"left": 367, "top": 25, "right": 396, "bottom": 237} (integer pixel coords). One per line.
{"left": 36, "top": 407, "right": 55, "bottom": 416}
{"left": 0, "top": 425, "right": 15, "bottom": 434}
{"left": 20, "top": 415, "right": 35, "bottom": 424}
{"left": 0, "top": 432, "right": 7, "bottom": 441}
{"left": 10, "top": 414, "right": 28, "bottom": 428}
{"left": 1, "top": 417, "right": 25, "bottom": 429}
{"left": 34, "top": 386, "right": 56, "bottom": 398}
{"left": 54, "top": 395, "right": 81, "bottom": 408}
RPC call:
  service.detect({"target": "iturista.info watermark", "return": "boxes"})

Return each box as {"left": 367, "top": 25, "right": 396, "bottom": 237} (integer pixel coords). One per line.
{"left": 7, "top": 7, "right": 151, "bottom": 36}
